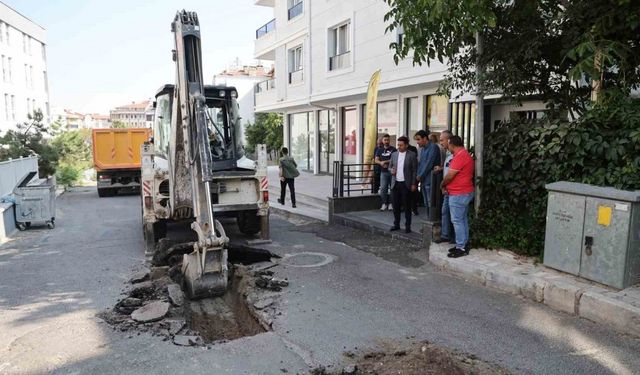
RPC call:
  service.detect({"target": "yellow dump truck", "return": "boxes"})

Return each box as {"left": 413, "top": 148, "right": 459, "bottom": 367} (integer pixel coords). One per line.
{"left": 92, "top": 128, "right": 151, "bottom": 197}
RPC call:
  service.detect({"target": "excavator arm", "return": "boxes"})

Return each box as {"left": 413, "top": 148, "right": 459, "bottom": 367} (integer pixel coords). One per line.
{"left": 171, "top": 10, "right": 228, "bottom": 298}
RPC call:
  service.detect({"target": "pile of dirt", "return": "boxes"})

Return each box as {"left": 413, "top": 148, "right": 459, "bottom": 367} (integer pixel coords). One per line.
{"left": 97, "top": 263, "right": 286, "bottom": 347}
{"left": 312, "top": 341, "right": 509, "bottom": 375}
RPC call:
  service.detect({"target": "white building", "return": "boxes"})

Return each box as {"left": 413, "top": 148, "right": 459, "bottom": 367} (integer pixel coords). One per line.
{"left": 0, "top": 2, "right": 50, "bottom": 135}
{"left": 213, "top": 64, "right": 273, "bottom": 143}
{"left": 253, "top": 0, "right": 545, "bottom": 174}
{"left": 110, "top": 100, "right": 150, "bottom": 128}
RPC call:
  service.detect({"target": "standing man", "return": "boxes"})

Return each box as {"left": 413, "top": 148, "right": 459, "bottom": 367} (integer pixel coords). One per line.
{"left": 415, "top": 130, "right": 441, "bottom": 217}
{"left": 374, "top": 134, "right": 396, "bottom": 211}
{"left": 433, "top": 130, "right": 454, "bottom": 244}
{"left": 407, "top": 142, "right": 420, "bottom": 215}
{"left": 277, "top": 147, "right": 300, "bottom": 208}
{"left": 389, "top": 136, "right": 417, "bottom": 233}
{"left": 441, "top": 135, "right": 475, "bottom": 258}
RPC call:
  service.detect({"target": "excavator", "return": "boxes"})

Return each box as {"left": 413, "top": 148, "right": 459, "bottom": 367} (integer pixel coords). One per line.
{"left": 140, "top": 10, "right": 270, "bottom": 299}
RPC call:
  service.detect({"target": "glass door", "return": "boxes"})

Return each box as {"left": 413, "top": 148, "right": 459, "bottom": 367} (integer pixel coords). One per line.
{"left": 319, "top": 110, "right": 336, "bottom": 174}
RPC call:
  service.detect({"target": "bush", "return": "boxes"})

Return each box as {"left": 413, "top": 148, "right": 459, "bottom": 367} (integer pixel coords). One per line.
{"left": 472, "top": 94, "right": 640, "bottom": 257}
{"left": 55, "top": 164, "right": 81, "bottom": 187}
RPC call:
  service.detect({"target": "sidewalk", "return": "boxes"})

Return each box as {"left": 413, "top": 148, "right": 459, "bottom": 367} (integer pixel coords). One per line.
{"left": 267, "top": 166, "right": 330, "bottom": 222}
{"left": 429, "top": 243, "right": 640, "bottom": 337}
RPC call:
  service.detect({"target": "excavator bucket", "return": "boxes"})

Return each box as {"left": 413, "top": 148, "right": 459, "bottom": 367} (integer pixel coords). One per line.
{"left": 182, "top": 245, "right": 228, "bottom": 299}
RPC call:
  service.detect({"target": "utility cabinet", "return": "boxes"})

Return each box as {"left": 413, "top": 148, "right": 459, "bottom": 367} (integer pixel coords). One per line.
{"left": 544, "top": 182, "right": 640, "bottom": 289}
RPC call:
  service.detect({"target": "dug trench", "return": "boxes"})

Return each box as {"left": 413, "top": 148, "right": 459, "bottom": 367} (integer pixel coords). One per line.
{"left": 98, "top": 241, "right": 286, "bottom": 347}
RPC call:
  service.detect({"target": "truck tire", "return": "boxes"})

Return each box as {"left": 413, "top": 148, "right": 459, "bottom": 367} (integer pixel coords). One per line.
{"left": 237, "top": 210, "right": 260, "bottom": 235}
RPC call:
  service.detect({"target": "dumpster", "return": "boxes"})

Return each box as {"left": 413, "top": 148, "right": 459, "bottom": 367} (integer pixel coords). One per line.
{"left": 544, "top": 181, "right": 640, "bottom": 289}
{"left": 13, "top": 171, "right": 56, "bottom": 230}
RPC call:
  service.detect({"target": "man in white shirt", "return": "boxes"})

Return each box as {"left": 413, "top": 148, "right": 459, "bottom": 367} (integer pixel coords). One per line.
{"left": 388, "top": 136, "right": 418, "bottom": 233}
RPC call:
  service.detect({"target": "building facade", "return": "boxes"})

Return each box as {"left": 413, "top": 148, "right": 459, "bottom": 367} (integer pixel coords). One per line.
{"left": 213, "top": 64, "right": 273, "bottom": 143}
{"left": 0, "top": 2, "right": 50, "bottom": 135}
{"left": 253, "top": 0, "right": 545, "bottom": 174}
{"left": 109, "top": 100, "right": 150, "bottom": 128}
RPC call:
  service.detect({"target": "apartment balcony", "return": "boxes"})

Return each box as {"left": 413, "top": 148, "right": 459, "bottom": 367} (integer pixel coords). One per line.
{"left": 255, "top": 18, "right": 277, "bottom": 60}
{"left": 254, "top": 78, "right": 277, "bottom": 109}
{"left": 255, "top": 0, "right": 275, "bottom": 7}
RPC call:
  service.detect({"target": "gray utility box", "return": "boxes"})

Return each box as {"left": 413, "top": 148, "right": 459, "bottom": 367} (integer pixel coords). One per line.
{"left": 544, "top": 181, "right": 640, "bottom": 289}
{"left": 13, "top": 171, "right": 56, "bottom": 230}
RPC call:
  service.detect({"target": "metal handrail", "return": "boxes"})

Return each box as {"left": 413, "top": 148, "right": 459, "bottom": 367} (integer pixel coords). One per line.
{"left": 256, "top": 18, "right": 276, "bottom": 39}
{"left": 332, "top": 160, "right": 444, "bottom": 222}
{"left": 255, "top": 78, "right": 276, "bottom": 93}
{"left": 288, "top": 2, "right": 303, "bottom": 20}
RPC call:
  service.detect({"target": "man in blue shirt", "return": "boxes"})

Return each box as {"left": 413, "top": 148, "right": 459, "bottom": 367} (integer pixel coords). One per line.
{"left": 414, "top": 129, "right": 441, "bottom": 217}
{"left": 374, "top": 133, "right": 396, "bottom": 211}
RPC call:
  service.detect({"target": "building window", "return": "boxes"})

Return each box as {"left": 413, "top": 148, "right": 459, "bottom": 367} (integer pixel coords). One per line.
{"left": 30, "top": 66, "right": 33, "bottom": 88}
{"left": 23, "top": 33, "right": 27, "bottom": 53}
{"left": 1, "top": 55, "right": 5, "bottom": 82}
{"left": 288, "top": 45, "right": 303, "bottom": 84}
{"left": 42, "top": 43, "right": 46, "bottom": 62}
{"left": 4, "top": 94, "right": 8, "bottom": 121}
{"left": 43, "top": 71, "right": 48, "bottom": 92}
{"left": 288, "top": 0, "right": 303, "bottom": 20}
{"left": 0, "top": 22, "right": 4, "bottom": 43}
{"left": 5, "top": 24, "right": 9, "bottom": 45}
{"left": 397, "top": 25, "right": 405, "bottom": 49}
{"left": 7, "top": 57, "right": 12, "bottom": 82}
{"left": 10, "top": 95, "right": 15, "bottom": 120}
{"left": 289, "top": 112, "right": 315, "bottom": 172}
{"left": 342, "top": 106, "right": 357, "bottom": 164}
{"left": 377, "top": 100, "right": 398, "bottom": 146}
{"left": 24, "top": 64, "right": 29, "bottom": 87}
{"left": 426, "top": 95, "right": 449, "bottom": 135}
{"left": 449, "top": 102, "right": 476, "bottom": 149}
{"left": 406, "top": 97, "right": 421, "bottom": 146}
{"left": 329, "top": 22, "right": 351, "bottom": 71}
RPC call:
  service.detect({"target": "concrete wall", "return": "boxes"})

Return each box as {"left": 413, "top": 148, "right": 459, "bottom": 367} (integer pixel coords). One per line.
{"left": 0, "top": 155, "right": 38, "bottom": 197}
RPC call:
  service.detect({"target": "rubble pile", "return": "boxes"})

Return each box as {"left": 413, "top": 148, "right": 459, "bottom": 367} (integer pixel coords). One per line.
{"left": 97, "top": 262, "right": 287, "bottom": 347}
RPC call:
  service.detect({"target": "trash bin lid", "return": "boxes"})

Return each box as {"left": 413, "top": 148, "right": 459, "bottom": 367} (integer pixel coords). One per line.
{"left": 546, "top": 181, "right": 640, "bottom": 203}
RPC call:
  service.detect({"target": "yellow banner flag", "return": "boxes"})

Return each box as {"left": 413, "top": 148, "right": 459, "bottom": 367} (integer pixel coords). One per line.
{"left": 363, "top": 70, "right": 381, "bottom": 165}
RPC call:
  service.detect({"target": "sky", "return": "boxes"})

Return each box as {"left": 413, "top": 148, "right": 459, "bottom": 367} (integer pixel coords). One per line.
{"left": 5, "top": 0, "right": 273, "bottom": 114}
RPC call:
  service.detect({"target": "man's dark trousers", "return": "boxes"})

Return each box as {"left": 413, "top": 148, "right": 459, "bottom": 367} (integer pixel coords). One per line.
{"left": 392, "top": 183, "right": 412, "bottom": 229}
{"left": 280, "top": 178, "right": 296, "bottom": 205}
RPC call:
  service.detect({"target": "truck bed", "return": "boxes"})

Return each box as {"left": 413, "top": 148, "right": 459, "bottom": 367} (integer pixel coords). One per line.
{"left": 92, "top": 128, "right": 150, "bottom": 171}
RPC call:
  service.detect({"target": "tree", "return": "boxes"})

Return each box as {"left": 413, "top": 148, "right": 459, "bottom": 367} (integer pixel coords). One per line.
{"left": 111, "top": 120, "right": 127, "bottom": 129}
{"left": 0, "top": 109, "right": 58, "bottom": 176}
{"left": 244, "top": 113, "right": 283, "bottom": 159}
{"left": 384, "top": 0, "right": 640, "bottom": 115}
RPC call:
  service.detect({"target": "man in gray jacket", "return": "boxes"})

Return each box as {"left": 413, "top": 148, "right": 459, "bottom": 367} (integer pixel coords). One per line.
{"left": 389, "top": 136, "right": 418, "bottom": 233}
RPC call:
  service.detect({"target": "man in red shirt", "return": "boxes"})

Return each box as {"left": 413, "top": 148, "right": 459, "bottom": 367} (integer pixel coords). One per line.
{"left": 441, "top": 135, "right": 475, "bottom": 258}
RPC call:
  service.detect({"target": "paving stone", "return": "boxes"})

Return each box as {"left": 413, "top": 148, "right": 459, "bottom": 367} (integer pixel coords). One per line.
{"left": 150, "top": 266, "right": 169, "bottom": 280}
{"left": 165, "top": 319, "right": 186, "bottom": 336}
{"left": 254, "top": 298, "right": 275, "bottom": 310}
{"left": 131, "top": 301, "right": 169, "bottom": 323}
{"left": 167, "top": 284, "right": 184, "bottom": 307}
{"left": 173, "top": 335, "right": 202, "bottom": 346}
{"left": 130, "top": 269, "right": 150, "bottom": 283}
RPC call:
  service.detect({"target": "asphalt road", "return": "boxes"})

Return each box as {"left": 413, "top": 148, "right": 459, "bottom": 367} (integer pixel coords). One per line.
{"left": 1, "top": 187, "right": 639, "bottom": 374}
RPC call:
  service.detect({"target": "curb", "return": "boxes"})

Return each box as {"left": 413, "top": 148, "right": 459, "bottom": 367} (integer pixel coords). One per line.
{"left": 269, "top": 206, "right": 327, "bottom": 224}
{"left": 331, "top": 213, "right": 424, "bottom": 245}
{"left": 429, "top": 243, "right": 640, "bottom": 338}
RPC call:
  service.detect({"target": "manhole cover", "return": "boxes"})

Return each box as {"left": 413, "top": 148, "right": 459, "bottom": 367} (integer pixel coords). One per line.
{"left": 280, "top": 252, "right": 335, "bottom": 268}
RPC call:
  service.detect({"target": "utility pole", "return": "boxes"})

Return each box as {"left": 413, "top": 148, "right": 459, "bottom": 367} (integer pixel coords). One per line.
{"left": 474, "top": 31, "right": 484, "bottom": 212}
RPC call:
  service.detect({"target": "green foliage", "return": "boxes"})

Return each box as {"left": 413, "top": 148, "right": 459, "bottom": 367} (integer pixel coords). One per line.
{"left": 0, "top": 110, "right": 59, "bottom": 176}
{"left": 384, "top": 0, "right": 640, "bottom": 114}
{"left": 51, "top": 129, "right": 93, "bottom": 186}
{"left": 245, "top": 113, "right": 283, "bottom": 157}
{"left": 111, "top": 120, "right": 127, "bottom": 129}
{"left": 55, "top": 163, "right": 81, "bottom": 187}
{"left": 472, "top": 95, "right": 640, "bottom": 256}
